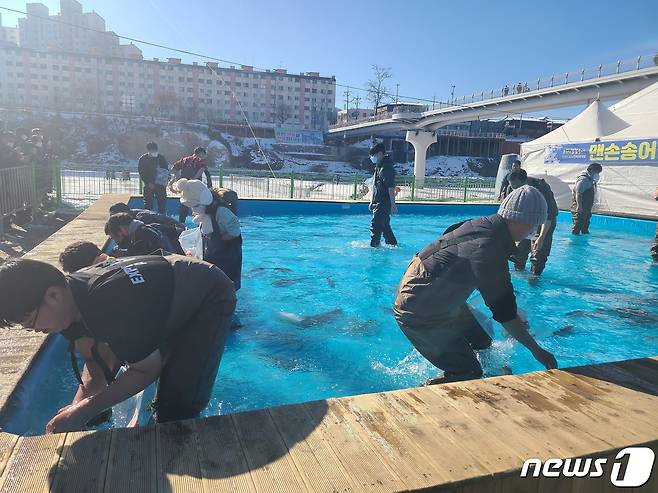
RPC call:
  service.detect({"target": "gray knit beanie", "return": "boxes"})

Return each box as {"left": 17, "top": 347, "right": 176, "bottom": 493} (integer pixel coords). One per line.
{"left": 498, "top": 184, "right": 548, "bottom": 226}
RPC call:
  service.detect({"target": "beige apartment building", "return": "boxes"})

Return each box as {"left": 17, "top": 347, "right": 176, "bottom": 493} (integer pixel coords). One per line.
{"left": 0, "top": 1, "right": 337, "bottom": 130}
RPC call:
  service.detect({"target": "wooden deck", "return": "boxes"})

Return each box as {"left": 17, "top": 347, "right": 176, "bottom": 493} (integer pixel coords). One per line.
{"left": 0, "top": 194, "right": 657, "bottom": 492}
{"left": 0, "top": 360, "right": 657, "bottom": 492}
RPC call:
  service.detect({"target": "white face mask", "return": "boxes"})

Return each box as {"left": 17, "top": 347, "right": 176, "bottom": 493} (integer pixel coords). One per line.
{"left": 191, "top": 204, "right": 206, "bottom": 215}
{"left": 149, "top": 152, "right": 158, "bottom": 158}
{"left": 370, "top": 155, "right": 378, "bottom": 165}
{"left": 591, "top": 172, "right": 600, "bottom": 182}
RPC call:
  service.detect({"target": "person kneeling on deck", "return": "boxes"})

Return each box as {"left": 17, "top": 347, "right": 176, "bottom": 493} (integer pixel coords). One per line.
{"left": 507, "top": 169, "right": 558, "bottom": 276}
{"left": 0, "top": 255, "right": 237, "bottom": 431}
{"left": 105, "top": 212, "right": 184, "bottom": 257}
{"left": 369, "top": 142, "right": 398, "bottom": 247}
{"left": 109, "top": 202, "right": 186, "bottom": 250}
{"left": 176, "top": 179, "right": 242, "bottom": 290}
{"left": 393, "top": 185, "right": 558, "bottom": 385}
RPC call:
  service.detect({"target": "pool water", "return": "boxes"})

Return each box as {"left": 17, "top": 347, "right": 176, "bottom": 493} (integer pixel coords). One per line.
{"left": 5, "top": 207, "right": 658, "bottom": 435}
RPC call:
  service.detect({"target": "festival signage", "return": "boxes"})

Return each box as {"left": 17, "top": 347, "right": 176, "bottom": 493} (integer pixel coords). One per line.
{"left": 544, "top": 139, "right": 657, "bottom": 164}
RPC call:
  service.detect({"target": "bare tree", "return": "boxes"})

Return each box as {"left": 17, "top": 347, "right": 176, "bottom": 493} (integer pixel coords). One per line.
{"left": 366, "top": 65, "right": 393, "bottom": 110}
{"left": 274, "top": 102, "right": 293, "bottom": 125}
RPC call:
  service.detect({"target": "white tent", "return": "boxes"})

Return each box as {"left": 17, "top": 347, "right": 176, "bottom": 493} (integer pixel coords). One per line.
{"left": 521, "top": 86, "right": 658, "bottom": 219}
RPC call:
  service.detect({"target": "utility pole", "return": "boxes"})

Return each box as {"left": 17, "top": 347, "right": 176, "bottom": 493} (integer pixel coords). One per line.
{"left": 432, "top": 95, "right": 436, "bottom": 110}
{"left": 451, "top": 85, "right": 455, "bottom": 105}
{"left": 343, "top": 88, "right": 351, "bottom": 115}
{"left": 396, "top": 83, "right": 400, "bottom": 104}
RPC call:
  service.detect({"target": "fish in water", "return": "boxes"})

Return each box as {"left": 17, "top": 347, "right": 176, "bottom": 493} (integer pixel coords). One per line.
{"left": 501, "top": 365, "right": 513, "bottom": 375}
{"left": 278, "top": 309, "right": 344, "bottom": 328}
{"left": 326, "top": 277, "right": 335, "bottom": 289}
{"left": 272, "top": 278, "right": 305, "bottom": 287}
{"left": 552, "top": 325, "right": 575, "bottom": 337}
{"left": 273, "top": 267, "right": 293, "bottom": 273}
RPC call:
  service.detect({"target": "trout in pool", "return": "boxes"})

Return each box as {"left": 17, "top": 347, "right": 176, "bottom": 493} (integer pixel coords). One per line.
{"left": 278, "top": 309, "right": 344, "bottom": 328}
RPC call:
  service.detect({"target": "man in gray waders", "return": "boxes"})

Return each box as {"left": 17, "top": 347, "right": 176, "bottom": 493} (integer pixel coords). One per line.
{"left": 393, "top": 185, "right": 558, "bottom": 384}
{"left": 571, "top": 162, "right": 602, "bottom": 235}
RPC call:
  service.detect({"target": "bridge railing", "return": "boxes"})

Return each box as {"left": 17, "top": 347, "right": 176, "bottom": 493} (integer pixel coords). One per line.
{"left": 330, "top": 52, "right": 658, "bottom": 129}
{"left": 55, "top": 165, "right": 497, "bottom": 206}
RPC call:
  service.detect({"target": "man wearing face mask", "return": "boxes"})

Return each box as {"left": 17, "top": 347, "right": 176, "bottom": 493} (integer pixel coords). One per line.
{"left": 105, "top": 213, "right": 184, "bottom": 257}
{"left": 138, "top": 142, "right": 170, "bottom": 213}
{"left": 368, "top": 142, "right": 398, "bottom": 247}
{"left": 571, "top": 162, "right": 602, "bottom": 235}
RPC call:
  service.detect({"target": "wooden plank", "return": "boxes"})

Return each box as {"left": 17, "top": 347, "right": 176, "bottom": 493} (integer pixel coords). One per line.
{"left": 196, "top": 414, "right": 256, "bottom": 493}
{"left": 104, "top": 426, "right": 157, "bottom": 493}
{"left": 0, "top": 433, "right": 18, "bottom": 480}
{"left": 302, "top": 399, "right": 404, "bottom": 492}
{"left": 157, "top": 420, "right": 205, "bottom": 493}
{"left": 0, "top": 433, "right": 65, "bottom": 493}
{"left": 231, "top": 408, "right": 310, "bottom": 493}
{"left": 375, "top": 389, "right": 511, "bottom": 481}
{"left": 524, "top": 370, "right": 658, "bottom": 439}
{"left": 438, "top": 375, "right": 620, "bottom": 456}
{"left": 50, "top": 429, "right": 111, "bottom": 493}
{"left": 335, "top": 396, "right": 446, "bottom": 491}
{"left": 268, "top": 402, "right": 361, "bottom": 493}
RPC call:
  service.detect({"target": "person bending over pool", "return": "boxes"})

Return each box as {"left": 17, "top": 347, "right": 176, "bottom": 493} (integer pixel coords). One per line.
{"left": 0, "top": 254, "right": 236, "bottom": 432}
{"left": 109, "top": 202, "right": 186, "bottom": 241}
{"left": 59, "top": 241, "right": 111, "bottom": 273}
{"left": 393, "top": 185, "right": 558, "bottom": 385}
{"left": 105, "top": 213, "right": 184, "bottom": 257}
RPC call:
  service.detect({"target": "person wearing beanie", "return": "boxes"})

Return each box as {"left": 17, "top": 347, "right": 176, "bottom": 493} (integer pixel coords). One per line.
{"left": 507, "top": 169, "right": 559, "bottom": 276}
{"left": 177, "top": 179, "right": 243, "bottom": 290}
{"left": 393, "top": 185, "right": 556, "bottom": 385}
{"left": 368, "top": 142, "right": 398, "bottom": 247}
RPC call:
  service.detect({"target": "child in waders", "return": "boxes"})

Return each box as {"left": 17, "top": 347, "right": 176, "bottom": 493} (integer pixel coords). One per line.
{"left": 176, "top": 179, "right": 242, "bottom": 290}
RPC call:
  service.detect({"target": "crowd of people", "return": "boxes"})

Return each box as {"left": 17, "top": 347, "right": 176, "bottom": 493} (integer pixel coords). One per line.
{"left": 0, "top": 141, "right": 654, "bottom": 433}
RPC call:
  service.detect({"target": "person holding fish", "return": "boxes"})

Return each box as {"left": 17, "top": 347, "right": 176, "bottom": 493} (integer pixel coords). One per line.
{"left": 393, "top": 185, "right": 558, "bottom": 385}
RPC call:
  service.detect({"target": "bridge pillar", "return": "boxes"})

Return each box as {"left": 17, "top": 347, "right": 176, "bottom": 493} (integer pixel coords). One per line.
{"left": 406, "top": 130, "right": 436, "bottom": 188}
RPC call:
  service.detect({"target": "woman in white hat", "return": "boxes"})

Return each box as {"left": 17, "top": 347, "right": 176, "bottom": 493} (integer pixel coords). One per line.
{"left": 175, "top": 179, "right": 242, "bottom": 290}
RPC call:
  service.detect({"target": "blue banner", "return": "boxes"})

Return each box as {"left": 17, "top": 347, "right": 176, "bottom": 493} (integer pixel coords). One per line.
{"left": 275, "top": 126, "right": 324, "bottom": 145}
{"left": 544, "top": 139, "right": 657, "bottom": 165}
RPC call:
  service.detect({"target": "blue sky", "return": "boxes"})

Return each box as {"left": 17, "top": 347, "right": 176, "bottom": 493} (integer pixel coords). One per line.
{"left": 2, "top": 0, "right": 658, "bottom": 118}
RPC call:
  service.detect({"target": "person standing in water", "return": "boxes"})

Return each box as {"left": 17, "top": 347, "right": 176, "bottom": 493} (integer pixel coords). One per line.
{"left": 571, "top": 162, "right": 602, "bottom": 235}
{"left": 368, "top": 142, "right": 398, "bottom": 248}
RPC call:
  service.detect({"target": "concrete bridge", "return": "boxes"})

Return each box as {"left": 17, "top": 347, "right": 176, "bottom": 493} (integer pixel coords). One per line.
{"left": 329, "top": 54, "right": 658, "bottom": 186}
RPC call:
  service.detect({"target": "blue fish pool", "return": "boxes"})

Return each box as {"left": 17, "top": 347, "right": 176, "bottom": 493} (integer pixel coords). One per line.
{"left": 4, "top": 200, "right": 658, "bottom": 435}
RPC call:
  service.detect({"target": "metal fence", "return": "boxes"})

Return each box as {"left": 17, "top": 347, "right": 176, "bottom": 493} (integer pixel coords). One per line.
{"left": 56, "top": 164, "right": 496, "bottom": 206}
{"left": 0, "top": 166, "right": 34, "bottom": 217}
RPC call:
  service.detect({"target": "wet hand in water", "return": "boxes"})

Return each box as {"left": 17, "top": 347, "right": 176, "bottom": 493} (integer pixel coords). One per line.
{"left": 46, "top": 402, "right": 90, "bottom": 434}
{"left": 533, "top": 348, "right": 558, "bottom": 370}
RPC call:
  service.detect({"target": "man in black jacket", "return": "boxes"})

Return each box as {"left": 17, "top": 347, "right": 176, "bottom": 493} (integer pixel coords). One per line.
{"left": 368, "top": 142, "right": 398, "bottom": 247}
{"left": 105, "top": 213, "right": 183, "bottom": 257}
{"left": 138, "top": 142, "right": 169, "bottom": 213}
{"left": 109, "top": 202, "right": 185, "bottom": 241}
{"left": 394, "top": 185, "right": 557, "bottom": 385}
{"left": 507, "top": 169, "right": 559, "bottom": 276}
{"left": 0, "top": 255, "right": 236, "bottom": 431}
